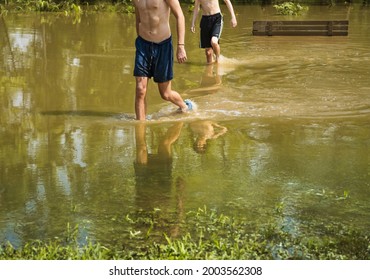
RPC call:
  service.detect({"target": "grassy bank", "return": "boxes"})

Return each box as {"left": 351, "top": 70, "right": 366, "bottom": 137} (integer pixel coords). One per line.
{"left": 1, "top": 207, "right": 369, "bottom": 260}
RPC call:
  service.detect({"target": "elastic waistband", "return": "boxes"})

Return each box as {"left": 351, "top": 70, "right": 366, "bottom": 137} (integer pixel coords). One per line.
{"left": 202, "top": 12, "right": 222, "bottom": 18}
{"left": 137, "top": 36, "right": 172, "bottom": 46}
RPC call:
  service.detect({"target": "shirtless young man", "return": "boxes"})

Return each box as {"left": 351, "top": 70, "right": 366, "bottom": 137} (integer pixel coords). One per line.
{"left": 191, "top": 0, "right": 237, "bottom": 64}
{"left": 133, "top": 0, "right": 193, "bottom": 120}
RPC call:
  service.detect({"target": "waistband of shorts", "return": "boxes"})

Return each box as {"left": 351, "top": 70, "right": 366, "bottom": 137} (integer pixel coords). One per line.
{"left": 137, "top": 36, "right": 172, "bottom": 46}
{"left": 202, "top": 12, "right": 222, "bottom": 18}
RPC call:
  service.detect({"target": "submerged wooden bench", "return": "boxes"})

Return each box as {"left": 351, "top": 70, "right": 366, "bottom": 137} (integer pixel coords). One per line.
{"left": 252, "top": 20, "right": 349, "bottom": 36}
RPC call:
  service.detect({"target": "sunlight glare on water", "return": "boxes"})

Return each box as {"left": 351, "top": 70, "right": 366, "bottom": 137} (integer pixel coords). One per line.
{"left": 1, "top": 4, "right": 370, "bottom": 247}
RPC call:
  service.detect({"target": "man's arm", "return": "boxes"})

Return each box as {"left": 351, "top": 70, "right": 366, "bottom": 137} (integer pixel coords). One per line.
{"left": 167, "top": 0, "right": 187, "bottom": 63}
{"left": 191, "top": 0, "right": 201, "bottom": 33}
{"left": 223, "top": 0, "right": 237, "bottom": 27}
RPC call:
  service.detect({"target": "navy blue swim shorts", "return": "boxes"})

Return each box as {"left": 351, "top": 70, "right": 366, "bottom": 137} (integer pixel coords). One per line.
{"left": 133, "top": 36, "right": 174, "bottom": 83}
{"left": 200, "top": 13, "right": 224, "bottom": 49}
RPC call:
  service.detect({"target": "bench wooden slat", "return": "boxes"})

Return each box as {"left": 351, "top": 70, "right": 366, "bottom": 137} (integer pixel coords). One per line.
{"left": 252, "top": 20, "right": 349, "bottom": 36}
{"left": 254, "top": 20, "right": 348, "bottom": 25}
{"left": 265, "top": 25, "right": 348, "bottom": 31}
{"left": 253, "top": 31, "right": 349, "bottom": 36}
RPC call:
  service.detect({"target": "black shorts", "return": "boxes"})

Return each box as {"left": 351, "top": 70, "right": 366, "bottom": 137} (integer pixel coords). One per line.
{"left": 133, "top": 36, "right": 173, "bottom": 83}
{"left": 199, "top": 13, "right": 223, "bottom": 49}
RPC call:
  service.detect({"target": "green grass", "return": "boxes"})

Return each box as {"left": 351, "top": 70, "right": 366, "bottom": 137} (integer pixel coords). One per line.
{"left": 273, "top": 2, "right": 309, "bottom": 16}
{"left": 1, "top": 207, "right": 369, "bottom": 260}
{"left": 0, "top": 0, "right": 135, "bottom": 16}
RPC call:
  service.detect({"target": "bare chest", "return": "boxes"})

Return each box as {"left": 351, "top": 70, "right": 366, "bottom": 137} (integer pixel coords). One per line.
{"left": 135, "top": 0, "right": 163, "bottom": 11}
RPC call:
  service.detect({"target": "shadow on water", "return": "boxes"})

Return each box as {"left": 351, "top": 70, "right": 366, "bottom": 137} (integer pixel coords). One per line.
{"left": 40, "top": 110, "right": 136, "bottom": 121}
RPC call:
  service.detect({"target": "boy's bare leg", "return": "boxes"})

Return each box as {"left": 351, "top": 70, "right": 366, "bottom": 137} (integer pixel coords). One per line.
{"left": 158, "top": 81, "right": 188, "bottom": 112}
{"left": 135, "top": 122, "right": 148, "bottom": 164}
{"left": 211, "top": 36, "right": 220, "bottom": 62}
{"left": 205, "top": 48, "right": 214, "bottom": 64}
{"left": 135, "top": 77, "right": 149, "bottom": 120}
{"left": 158, "top": 122, "right": 184, "bottom": 158}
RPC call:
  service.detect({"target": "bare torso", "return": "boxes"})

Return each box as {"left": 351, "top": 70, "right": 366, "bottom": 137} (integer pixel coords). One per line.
{"left": 198, "top": 0, "right": 221, "bottom": 15}
{"left": 134, "top": 0, "right": 171, "bottom": 43}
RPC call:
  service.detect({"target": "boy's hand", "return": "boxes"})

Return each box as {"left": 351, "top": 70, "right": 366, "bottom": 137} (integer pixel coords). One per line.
{"left": 191, "top": 26, "right": 196, "bottom": 33}
{"left": 177, "top": 45, "right": 187, "bottom": 64}
{"left": 231, "top": 17, "right": 237, "bottom": 28}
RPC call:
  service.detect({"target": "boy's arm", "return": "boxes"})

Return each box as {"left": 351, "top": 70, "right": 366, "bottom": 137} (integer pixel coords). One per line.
{"left": 210, "top": 123, "right": 228, "bottom": 139}
{"left": 191, "top": 0, "right": 201, "bottom": 33}
{"left": 167, "top": 0, "right": 187, "bottom": 64}
{"left": 135, "top": 7, "right": 140, "bottom": 35}
{"left": 223, "top": 0, "right": 237, "bottom": 27}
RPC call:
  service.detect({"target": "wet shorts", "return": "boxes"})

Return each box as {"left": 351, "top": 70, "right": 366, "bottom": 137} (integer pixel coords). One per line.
{"left": 200, "top": 13, "right": 223, "bottom": 49}
{"left": 133, "top": 36, "right": 173, "bottom": 83}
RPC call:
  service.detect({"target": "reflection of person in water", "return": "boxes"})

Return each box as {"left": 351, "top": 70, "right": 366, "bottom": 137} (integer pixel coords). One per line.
{"left": 134, "top": 122, "right": 183, "bottom": 189}
{"left": 134, "top": 122, "right": 185, "bottom": 232}
{"left": 200, "top": 63, "right": 222, "bottom": 92}
{"left": 190, "top": 120, "right": 227, "bottom": 153}
{"left": 185, "top": 63, "right": 222, "bottom": 96}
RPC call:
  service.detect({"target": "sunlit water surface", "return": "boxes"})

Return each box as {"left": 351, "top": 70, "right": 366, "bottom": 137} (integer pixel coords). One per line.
{"left": 1, "top": 4, "right": 370, "bottom": 247}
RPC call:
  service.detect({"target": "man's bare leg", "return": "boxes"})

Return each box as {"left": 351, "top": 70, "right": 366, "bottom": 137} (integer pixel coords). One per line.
{"left": 135, "top": 76, "right": 149, "bottom": 120}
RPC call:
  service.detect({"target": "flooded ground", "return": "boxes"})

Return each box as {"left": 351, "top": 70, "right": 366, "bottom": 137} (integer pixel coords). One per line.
{"left": 1, "top": 4, "right": 370, "bottom": 247}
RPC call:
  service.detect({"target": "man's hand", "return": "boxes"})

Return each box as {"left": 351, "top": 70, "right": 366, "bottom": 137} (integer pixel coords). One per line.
{"left": 191, "top": 26, "right": 196, "bottom": 33}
